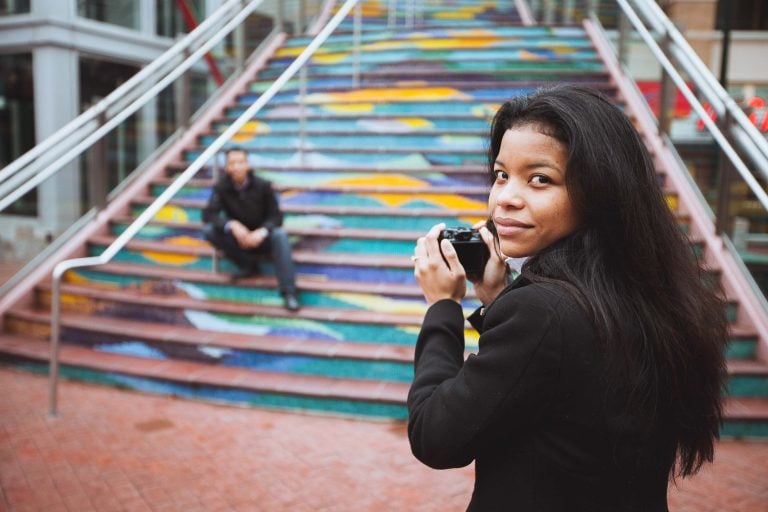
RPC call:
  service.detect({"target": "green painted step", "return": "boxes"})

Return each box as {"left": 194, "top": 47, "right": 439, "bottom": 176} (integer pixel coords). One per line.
{"left": 257, "top": 59, "right": 605, "bottom": 79}
{"left": 131, "top": 205, "right": 482, "bottom": 232}
{"left": 34, "top": 282, "right": 455, "bottom": 347}
{"left": 0, "top": 339, "right": 409, "bottom": 420}
{"left": 245, "top": 78, "right": 614, "bottom": 95}
{"left": 266, "top": 48, "right": 600, "bottom": 67}
{"left": 214, "top": 117, "right": 492, "bottom": 133}
{"left": 85, "top": 241, "right": 417, "bottom": 286}
{"left": 110, "top": 223, "right": 435, "bottom": 258}
{"left": 155, "top": 170, "right": 490, "bottom": 189}
{"left": 276, "top": 37, "right": 595, "bottom": 56}
{"left": 227, "top": 101, "right": 505, "bottom": 118}
{"left": 6, "top": 311, "right": 414, "bottom": 383}
{"left": 282, "top": 27, "right": 590, "bottom": 48}
{"left": 197, "top": 133, "right": 488, "bottom": 152}
{"left": 183, "top": 147, "right": 486, "bottom": 167}
{"left": 65, "top": 267, "right": 434, "bottom": 313}
{"left": 149, "top": 182, "right": 488, "bottom": 200}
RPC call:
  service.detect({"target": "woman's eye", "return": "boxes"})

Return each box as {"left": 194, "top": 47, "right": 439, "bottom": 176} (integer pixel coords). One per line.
{"left": 494, "top": 169, "right": 508, "bottom": 181}
{"left": 530, "top": 174, "right": 551, "bottom": 185}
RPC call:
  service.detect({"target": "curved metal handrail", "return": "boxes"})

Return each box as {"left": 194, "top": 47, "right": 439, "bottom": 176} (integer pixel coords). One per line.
{"left": 0, "top": 0, "right": 266, "bottom": 212}
{"left": 47, "top": 0, "right": 367, "bottom": 417}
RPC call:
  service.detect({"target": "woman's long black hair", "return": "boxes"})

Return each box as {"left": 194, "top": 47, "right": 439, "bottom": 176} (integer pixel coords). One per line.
{"left": 487, "top": 85, "right": 728, "bottom": 478}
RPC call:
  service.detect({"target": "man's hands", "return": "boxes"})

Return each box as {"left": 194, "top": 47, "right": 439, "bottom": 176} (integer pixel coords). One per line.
{"left": 230, "top": 221, "right": 268, "bottom": 250}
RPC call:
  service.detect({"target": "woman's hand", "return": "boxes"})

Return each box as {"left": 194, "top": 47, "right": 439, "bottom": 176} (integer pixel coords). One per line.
{"left": 469, "top": 222, "right": 510, "bottom": 306}
{"left": 413, "top": 223, "right": 467, "bottom": 305}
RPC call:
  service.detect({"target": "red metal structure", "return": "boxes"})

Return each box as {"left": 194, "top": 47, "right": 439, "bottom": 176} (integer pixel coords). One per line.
{"left": 175, "top": 0, "right": 226, "bottom": 85}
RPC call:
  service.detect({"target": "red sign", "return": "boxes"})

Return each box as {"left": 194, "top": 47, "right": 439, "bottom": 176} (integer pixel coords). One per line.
{"left": 696, "top": 96, "right": 768, "bottom": 133}
{"left": 636, "top": 81, "right": 768, "bottom": 134}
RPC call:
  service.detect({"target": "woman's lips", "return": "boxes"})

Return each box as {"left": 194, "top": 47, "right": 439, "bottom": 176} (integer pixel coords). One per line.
{"left": 494, "top": 218, "right": 533, "bottom": 236}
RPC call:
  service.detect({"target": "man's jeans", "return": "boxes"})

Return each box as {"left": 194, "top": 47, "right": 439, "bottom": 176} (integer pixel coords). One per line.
{"left": 204, "top": 224, "right": 297, "bottom": 295}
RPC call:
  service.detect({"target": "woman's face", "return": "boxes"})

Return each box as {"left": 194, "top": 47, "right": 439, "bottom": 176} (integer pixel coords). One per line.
{"left": 489, "top": 124, "right": 580, "bottom": 258}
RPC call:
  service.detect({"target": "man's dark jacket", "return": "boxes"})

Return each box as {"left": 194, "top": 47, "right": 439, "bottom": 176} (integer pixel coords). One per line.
{"left": 407, "top": 277, "right": 673, "bottom": 511}
{"left": 202, "top": 173, "right": 283, "bottom": 232}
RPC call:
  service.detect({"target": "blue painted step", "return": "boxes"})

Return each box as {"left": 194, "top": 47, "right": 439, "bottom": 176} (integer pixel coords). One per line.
{"left": 283, "top": 26, "right": 590, "bottom": 47}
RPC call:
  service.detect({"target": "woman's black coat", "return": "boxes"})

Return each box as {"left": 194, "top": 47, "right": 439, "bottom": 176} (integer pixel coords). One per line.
{"left": 407, "top": 277, "right": 674, "bottom": 511}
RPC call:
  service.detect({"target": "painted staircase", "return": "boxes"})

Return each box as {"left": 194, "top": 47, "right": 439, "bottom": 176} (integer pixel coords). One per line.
{"left": 1, "top": 1, "right": 767, "bottom": 435}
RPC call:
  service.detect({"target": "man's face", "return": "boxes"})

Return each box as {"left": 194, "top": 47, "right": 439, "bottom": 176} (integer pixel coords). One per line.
{"left": 224, "top": 150, "right": 250, "bottom": 185}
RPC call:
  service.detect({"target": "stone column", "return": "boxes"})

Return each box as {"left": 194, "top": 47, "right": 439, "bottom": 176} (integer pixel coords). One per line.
{"left": 31, "top": 0, "right": 82, "bottom": 236}
{"left": 138, "top": 0, "right": 160, "bottom": 164}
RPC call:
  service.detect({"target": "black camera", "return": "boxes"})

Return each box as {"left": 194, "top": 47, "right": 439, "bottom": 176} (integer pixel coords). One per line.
{"left": 438, "top": 227, "right": 489, "bottom": 279}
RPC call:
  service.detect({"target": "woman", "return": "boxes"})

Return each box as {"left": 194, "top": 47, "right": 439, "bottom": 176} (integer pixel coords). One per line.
{"left": 408, "top": 86, "right": 728, "bottom": 511}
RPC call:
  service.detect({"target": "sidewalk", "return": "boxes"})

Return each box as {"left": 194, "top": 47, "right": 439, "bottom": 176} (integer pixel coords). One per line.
{"left": 0, "top": 366, "right": 766, "bottom": 512}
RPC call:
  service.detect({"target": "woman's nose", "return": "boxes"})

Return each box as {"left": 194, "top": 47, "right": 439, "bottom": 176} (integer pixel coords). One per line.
{"left": 496, "top": 182, "right": 524, "bottom": 208}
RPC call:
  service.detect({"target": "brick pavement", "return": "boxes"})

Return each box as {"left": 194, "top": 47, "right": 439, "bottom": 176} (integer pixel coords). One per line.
{"left": 0, "top": 366, "right": 766, "bottom": 512}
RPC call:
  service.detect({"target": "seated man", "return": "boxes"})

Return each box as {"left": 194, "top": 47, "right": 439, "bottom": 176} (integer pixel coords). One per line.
{"left": 202, "top": 147, "right": 300, "bottom": 312}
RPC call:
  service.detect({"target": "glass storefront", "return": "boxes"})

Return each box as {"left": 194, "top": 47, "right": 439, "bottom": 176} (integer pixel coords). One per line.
{"left": 77, "top": 0, "right": 139, "bottom": 30}
{"left": 79, "top": 56, "right": 140, "bottom": 209}
{"left": 0, "top": 0, "right": 30, "bottom": 15}
{"left": 156, "top": 0, "right": 205, "bottom": 37}
{"left": 0, "top": 53, "right": 35, "bottom": 216}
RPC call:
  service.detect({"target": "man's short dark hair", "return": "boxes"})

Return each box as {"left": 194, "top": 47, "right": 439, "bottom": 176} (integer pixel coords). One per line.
{"left": 225, "top": 147, "right": 249, "bottom": 158}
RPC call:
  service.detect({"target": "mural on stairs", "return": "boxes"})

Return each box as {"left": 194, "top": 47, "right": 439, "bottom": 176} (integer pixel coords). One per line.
{"left": 3, "top": 0, "right": 763, "bottom": 431}
{"left": 12, "top": 8, "right": 636, "bottom": 412}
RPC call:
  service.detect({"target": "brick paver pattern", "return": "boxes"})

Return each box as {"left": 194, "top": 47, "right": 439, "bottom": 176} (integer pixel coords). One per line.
{"left": 0, "top": 367, "right": 766, "bottom": 512}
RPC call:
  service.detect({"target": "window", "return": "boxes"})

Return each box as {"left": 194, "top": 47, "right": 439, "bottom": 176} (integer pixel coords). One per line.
{"left": 0, "top": 0, "right": 30, "bottom": 15}
{"left": 717, "top": 0, "right": 768, "bottom": 31}
{"left": 77, "top": 0, "right": 138, "bottom": 30}
{"left": 79, "top": 57, "right": 139, "bottom": 202}
{"left": 0, "top": 53, "right": 35, "bottom": 216}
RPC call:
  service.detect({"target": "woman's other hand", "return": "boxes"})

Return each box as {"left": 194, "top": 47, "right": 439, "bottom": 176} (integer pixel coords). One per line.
{"left": 469, "top": 222, "right": 510, "bottom": 306}
{"left": 414, "top": 223, "right": 467, "bottom": 305}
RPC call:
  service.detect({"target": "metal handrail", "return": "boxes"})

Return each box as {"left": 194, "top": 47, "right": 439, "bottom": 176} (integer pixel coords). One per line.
{"left": 0, "top": 0, "right": 266, "bottom": 212}
{"left": 614, "top": 0, "right": 768, "bottom": 211}
{"left": 628, "top": 0, "right": 768, "bottom": 181}
{"left": 0, "top": 0, "right": 245, "bottom": 190}
{"left": 47, "top": 0, "right": 366, "bottom": 417}
{"left": 584, "top": 1, "right": 768, "bottom": 349}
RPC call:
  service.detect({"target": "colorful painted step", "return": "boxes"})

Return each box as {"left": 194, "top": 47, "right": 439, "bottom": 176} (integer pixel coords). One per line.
{"left": 214, "top": 117, "right": 493, "bottom": 134}
{"left": 246, "top": 77, "right": 615, "bottom": 95}
{"left": 33, "top": 281, "right": 480, "bottom": 348}
{"left": 154, "top": 172, "right": 490, "bottom": 190}
{"left": 0, "top": 335, "right": 410, "bottom": 419}
{"left": 5, "top": 310, "right": 415, "bottom": 383}
{"left": 277, "top": 35, "right": 596, "bottom": 55}
{"left": 198, "top": 132, "right": 490, "bottom": 152}
{"left": 183, "top": 146, "right": 486, "bottom": 167}
{"left": 2, "top": 0, "right": 764, "bottom": 431}
{"left": 149, "top": 181, "right": 490, "bottom": 198}
{"left": 130, "top": 196, "right": 488, "bottom": 220}
{"left": 282, "top": 27, "right": 592, "bottom": 48}
{"left": 257, "top": 60, "right": 606, "bottom": 79}
{"left": 265, "top": 48, "right": 602, "bottom": 68}
{"left": 87, "top": 236, "right": 417, "bottom": 284}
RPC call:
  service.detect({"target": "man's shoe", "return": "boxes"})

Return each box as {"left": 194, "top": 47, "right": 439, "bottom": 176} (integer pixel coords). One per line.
{"left": 283, "top": 293, "right": 300, "bottom": 312}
